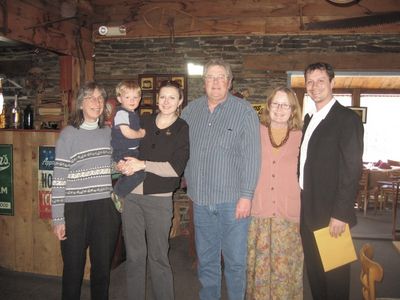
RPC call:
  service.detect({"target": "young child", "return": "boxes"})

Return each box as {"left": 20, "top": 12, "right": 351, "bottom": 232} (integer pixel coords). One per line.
{"left": 111, "top": 80, "right": 146, "bottom": 212}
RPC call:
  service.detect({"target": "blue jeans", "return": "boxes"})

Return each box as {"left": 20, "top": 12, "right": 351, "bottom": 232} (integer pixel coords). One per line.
{"left": 193, "top": 202, "right": 250, "bottom": 300}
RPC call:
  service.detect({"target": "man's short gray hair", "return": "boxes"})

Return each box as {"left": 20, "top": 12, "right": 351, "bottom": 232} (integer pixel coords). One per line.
{"left": 203, "top": 58, "right": 233, "bottom": 81}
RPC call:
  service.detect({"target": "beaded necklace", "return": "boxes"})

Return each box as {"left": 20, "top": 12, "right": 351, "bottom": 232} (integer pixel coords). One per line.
{"left": 268, "top": 126, "right": 290, "bottom": 148}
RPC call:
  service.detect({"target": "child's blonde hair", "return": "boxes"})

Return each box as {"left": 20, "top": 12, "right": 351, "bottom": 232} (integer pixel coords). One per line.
{"left": 115, "top": 80, "right": 141, "bottom": 97}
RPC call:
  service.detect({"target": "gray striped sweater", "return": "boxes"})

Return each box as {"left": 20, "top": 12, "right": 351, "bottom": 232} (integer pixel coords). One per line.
{"left": 51, "top": 125, "right": 113, "bottom": 225}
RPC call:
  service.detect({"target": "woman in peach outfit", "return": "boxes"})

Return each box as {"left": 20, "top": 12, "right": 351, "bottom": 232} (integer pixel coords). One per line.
{"left": 246, "top": 86, "right": 303, "bottom": 300}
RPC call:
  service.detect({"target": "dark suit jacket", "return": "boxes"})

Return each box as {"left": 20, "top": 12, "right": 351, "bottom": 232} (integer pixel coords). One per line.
{"left": 300, "top": 101, "right": 364, "bottom": 231}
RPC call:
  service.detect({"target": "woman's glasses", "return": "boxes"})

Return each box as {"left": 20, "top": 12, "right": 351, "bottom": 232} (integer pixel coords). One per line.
{"left": 84, "top": 95, "right": 105, "bottom": 104}
{"left": 270, "top": 102, "right": 291, "bottom": 110}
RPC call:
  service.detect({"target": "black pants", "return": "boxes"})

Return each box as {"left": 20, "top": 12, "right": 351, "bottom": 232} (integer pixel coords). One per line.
{"left": 300, "top": 221, "right": 350, "bottom": 300}
{"left": 61, "top": 198, "right": 120, "bottom": 300}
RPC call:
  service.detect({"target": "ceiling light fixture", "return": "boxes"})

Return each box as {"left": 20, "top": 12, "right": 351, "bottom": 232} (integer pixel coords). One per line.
{"left": 98, "top": 26, "right": 126, "bottom": 37}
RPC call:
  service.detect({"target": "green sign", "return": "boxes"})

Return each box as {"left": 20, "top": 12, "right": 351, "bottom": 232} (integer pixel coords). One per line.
{"left": 0, "top": 144, "right": 13, "bottom": 216}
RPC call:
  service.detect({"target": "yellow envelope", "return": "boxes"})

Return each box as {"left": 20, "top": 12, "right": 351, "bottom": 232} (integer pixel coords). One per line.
{"left": 313, "top": 224, "right": 357, "bottom": 272}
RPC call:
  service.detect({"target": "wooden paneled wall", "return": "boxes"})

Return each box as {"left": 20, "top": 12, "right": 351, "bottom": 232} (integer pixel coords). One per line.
{"left": 0, "top": 130, "right": 96, "bottom": 278}
{"left": 0, "top": 130, "right": 62, "bottom": 276}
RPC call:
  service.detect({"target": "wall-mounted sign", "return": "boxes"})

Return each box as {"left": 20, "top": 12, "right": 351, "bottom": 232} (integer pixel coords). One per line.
{"left": 0, "top": 144, "right": 13, "bottom": 216}
{"left": 38, "top": 146, "right": 55, "bottom": 219}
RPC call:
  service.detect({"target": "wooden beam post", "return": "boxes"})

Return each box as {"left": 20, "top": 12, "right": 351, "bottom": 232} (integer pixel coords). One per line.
{"left": 244, "top": 53, "right": 400, "bottom": 72}
{"left": 60, "top": 56, "right": 94, "bottom": 116}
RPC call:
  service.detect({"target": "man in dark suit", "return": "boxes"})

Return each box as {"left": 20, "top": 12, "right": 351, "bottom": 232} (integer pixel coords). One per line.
{"left": 299, "top": 62, "right": 364, "bottom": 299}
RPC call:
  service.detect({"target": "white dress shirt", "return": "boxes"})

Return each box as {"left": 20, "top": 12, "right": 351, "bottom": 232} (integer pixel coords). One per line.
{"left": 299, "top": 98, "right": 336, "bottom": 189}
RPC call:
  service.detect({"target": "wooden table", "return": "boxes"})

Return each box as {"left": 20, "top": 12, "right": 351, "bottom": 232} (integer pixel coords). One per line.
{"left": 393, "top": 241, "right": 400, "bottom": 254}
{"left": 368, "top": 166, "right": 400, "bottom": 189}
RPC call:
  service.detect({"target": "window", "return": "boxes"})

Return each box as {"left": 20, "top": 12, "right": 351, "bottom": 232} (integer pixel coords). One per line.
{"left": 187, "top": 63, "right": 203, "bottom": 76}
{"left": 360, "top": 94, "right": 400, "bottom": 162}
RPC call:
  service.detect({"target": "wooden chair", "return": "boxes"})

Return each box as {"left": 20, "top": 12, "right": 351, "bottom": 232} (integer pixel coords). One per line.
{"left": 376, "top": 171, "right": 400, "bottom": 210}
{"left": 170, "top": 191, "right": 196, "bottom": 260}
{"left": 357, "top": 169, "right": 380, "bottom": 216}
{"left": 170, "top": 196, "right": 191, "bottom": 238}
{"left": 376, "top": 178, "right": 400, "bottom": 240}
{"left": 377, "top": 181, "right": 398, "bottom": 208}
{"left": 359, "top": 243, "right": 383, "bottom": 300}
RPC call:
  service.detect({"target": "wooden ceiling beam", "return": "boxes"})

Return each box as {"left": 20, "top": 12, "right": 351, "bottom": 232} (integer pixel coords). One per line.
{"left": 243, "top": 53, "right": 400, "bottom": 72}
{"left": 2, "top": 0, "right": 93, "bottom": 58}
{"left": 291, "top": 76, "right": 400, "bottom": 89}
{"left": 92, "top": 0, "right": 399, "bottom": 18}
{"left": 91, "top": 0, "right": 400, "bottom": 38}
{"left": 93, "top": 16, "right": 400, "bottom": 40}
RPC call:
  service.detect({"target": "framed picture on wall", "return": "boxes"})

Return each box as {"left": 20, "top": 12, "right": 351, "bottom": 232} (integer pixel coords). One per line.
{"left": 348, "top": 106, "right": 367, "bottom": 123}
{"left": 140, "top": 108, "right": 153, "bottom": 116}
{"left": 171, "top": 76, "right": 185, "bottom": 89}
{"left": 141, "top": 94, "right": 154, "bottom": 106}
{"left": 140, "top": 77, "right": 154, "bottom": 90}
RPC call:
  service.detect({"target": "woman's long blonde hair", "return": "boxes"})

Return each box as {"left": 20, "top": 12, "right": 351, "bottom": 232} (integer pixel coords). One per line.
{"left": 261, "top": 86, "right": 303, "bottom": 130}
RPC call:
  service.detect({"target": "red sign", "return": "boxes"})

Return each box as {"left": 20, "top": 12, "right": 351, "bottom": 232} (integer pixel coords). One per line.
{"left": 38, "top": 146, "right": 55, "bottom": 219}
{"left": 38, "top": 190, "right": 52, "bottom": 219}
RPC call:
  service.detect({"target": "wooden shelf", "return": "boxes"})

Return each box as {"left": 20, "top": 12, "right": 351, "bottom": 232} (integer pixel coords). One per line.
{"left": 35, "top": 89, "right": 68, "bottom": 130}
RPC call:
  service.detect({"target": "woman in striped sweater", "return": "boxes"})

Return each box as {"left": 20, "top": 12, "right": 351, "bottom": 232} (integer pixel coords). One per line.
{"left": 51, "top": 82, "right": 120, "bottom": 300}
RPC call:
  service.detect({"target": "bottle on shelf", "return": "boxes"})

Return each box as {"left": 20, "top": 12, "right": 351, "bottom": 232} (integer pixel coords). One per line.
{"left": 11, "top": 94, "right": 21, "bottom": 129}
{"left": 23, "top": 104, "right": 34, "bottom": 129}
{"left": 0, "top": 79, "right": 5, "bottom": 129}
{"left": 0, "top": 102, "right": 5, "bottom": 129}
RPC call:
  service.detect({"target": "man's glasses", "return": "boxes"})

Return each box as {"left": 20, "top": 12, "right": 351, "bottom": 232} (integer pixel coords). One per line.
{"left": 204, "top": 74, "right": 228, "bottom": 83}
{"left": 270, "top": 102, "right": 291, "bottom": 110}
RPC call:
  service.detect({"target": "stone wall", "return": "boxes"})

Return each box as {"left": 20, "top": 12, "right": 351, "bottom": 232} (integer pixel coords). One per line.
{"left": 1, "top": 34, "right": 399, "bottom": 110}
{"left": 94, "top": 34, "right": 400, "bottom": 104}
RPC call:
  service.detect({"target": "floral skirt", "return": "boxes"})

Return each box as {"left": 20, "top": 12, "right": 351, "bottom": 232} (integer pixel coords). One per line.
{"left": 246, "top": 217, "right": 304, "bottom": 300}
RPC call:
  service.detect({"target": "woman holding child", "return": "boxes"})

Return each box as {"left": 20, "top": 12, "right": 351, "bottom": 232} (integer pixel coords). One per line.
{"left": 119, "top": 80, "right": 189, "bottom": 300}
